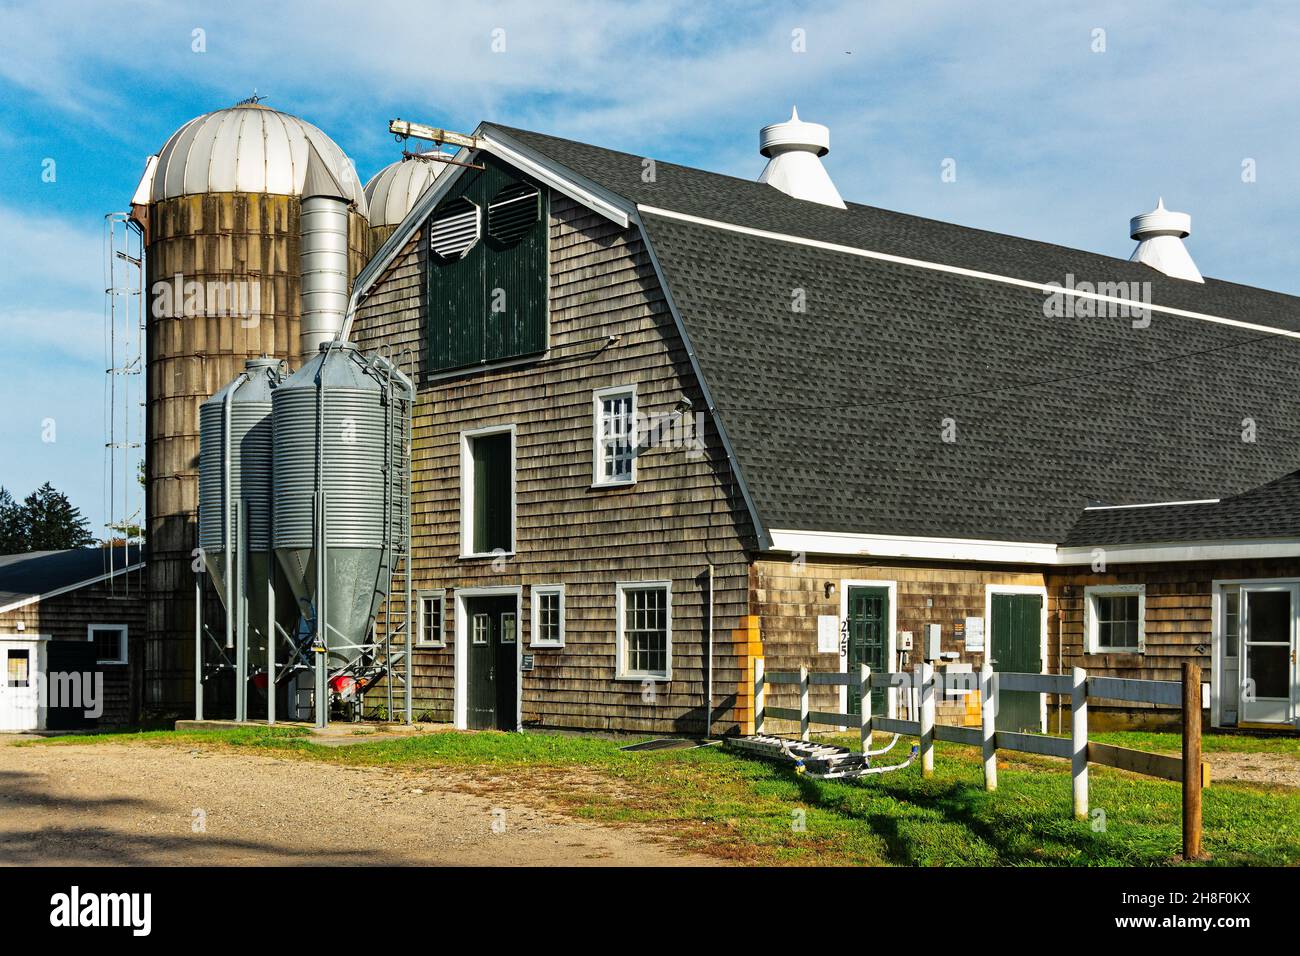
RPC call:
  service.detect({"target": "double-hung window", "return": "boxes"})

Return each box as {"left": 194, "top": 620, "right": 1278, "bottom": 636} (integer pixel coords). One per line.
{"left": 416, "top": 591, "right": 446, "bottom": 647}
{"left": 592, "top": 385, "right": 637, "bottom": 487}
{"left": 531, "top": 585, "right": 565, "bottom": 648}
{"left": 1084, "top": 585, "right": 1145, "bottom": 653}
{"left": 616, "top": 581, "right": 672, "bottom": 680}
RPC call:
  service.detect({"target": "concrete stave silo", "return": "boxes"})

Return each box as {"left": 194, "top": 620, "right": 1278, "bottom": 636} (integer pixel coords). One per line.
{"left": 363, "top": 153, "right": 444, "bottom": 250}
{"left": 132, "top": 101, "right": 371, "bottom": 717}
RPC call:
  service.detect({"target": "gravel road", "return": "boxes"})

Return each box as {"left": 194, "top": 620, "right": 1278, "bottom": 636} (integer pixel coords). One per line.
{"left": 0, "top": 741, "right": 719, "bottom": 866}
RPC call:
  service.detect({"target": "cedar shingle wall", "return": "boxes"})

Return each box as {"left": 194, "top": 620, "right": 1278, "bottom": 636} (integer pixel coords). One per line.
{"left": 352, "top": 193, "right": 757, "bottom": 734}
{"left": 0, "top": 569, "right": 145, "bottom": 727}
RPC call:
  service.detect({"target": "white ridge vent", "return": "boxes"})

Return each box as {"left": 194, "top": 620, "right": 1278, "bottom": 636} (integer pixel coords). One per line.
{"left": 1129, "top": 197, "right": 1203, "bottom": 283}
{"left": 757, "top": 106, "right": 846, "bottom": 209}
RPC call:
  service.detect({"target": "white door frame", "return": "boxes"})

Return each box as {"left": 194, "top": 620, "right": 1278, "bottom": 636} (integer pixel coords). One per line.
{"left": 0, "top": 638, "right": 45, "bottom": 732}
{"left": 984, "top": 584, "right": 1049, "bottom": 733}
{"left": 838, "top": 580, "right": 898, "bottom": 720}
{"left": 1213, "top": 578, "right": 1300, "bottom": 728}
{"left": 453, "top": 586, "right": 523, "bottom": 731}
{"left": 1238, "top": 582, "right": 1298, "bottom": 726}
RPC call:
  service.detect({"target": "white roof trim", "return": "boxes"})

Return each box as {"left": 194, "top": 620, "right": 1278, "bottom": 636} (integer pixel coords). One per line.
{"left": 637, "top": 205, "right": 1300, "bottom": 342}
{"left": 768, "top": 529, "right": 1300, "bottom": 566}
{"left": 1082, "top": 498, "right": 1221, "bottom": 511}
{"left": 0, "top": 562, "right": 145, "bottom": 615}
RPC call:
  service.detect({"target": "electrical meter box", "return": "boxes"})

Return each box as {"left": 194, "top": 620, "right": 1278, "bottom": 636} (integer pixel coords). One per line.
{"left": 924, "top": 624, "right": 942, "bottom": 661}
{"left": 898, "top": 630, "right": 914, "bottom": 651}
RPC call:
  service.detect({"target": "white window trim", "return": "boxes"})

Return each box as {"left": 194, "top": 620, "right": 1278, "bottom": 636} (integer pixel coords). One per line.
{"left": 415, "top": 589, "right": 447, "bottom": 648}
{"left": 615, "top": 580, "right": 672, "bottom": 681}
{"left": 591, "top": 384, "right": 638, "bottom": 488}
{"left": 530, "top": 584, "right": 566, "bottom": 648}
{"left": 87, "top": 623, "right": 128, "bottom": 665}
{"left": 459, "top": 423, "right": 517, "bottom": 559}
{"left": 1084, "top": 584, "right": 1146, "bottom": 654}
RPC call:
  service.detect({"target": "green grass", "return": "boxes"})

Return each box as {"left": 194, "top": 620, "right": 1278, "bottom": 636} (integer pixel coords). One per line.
{"left": 22, "top": 726, "right": 1300, "bottom": 866}
{"left": 1091, "top": 730, "right": 1300, "bottom": 756}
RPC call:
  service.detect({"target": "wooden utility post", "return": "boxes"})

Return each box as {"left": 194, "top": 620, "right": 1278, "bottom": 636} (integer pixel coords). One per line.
{"left": 1182, "top": 661, "right": 1204, "bottom": 860}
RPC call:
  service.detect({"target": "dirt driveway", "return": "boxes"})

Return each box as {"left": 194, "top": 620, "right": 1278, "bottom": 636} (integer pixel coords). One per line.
{"left": 0, "top": 741, "right": 719, "bottom": 866}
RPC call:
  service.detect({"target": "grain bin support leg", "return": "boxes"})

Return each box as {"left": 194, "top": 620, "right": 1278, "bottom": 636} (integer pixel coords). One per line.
{"left": 1071, "top": 666, "right": 1088, "bottom": 820}
{"left": 266, "top": 555, "right": 276, "bottom": 726}
{"left": 235, "top": 500, "right": 248, "bottom": 723}
{"left": 980, "top": 665, "right": 996, "bottom": 791}
{"left": 194, "top": 570, "right": 204, "bottom": 721}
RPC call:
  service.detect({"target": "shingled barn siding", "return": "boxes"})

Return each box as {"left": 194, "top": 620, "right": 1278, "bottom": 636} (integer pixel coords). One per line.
{"left": 752, "top": 559, "right": 1046, "bottom": 731}
{"left": 352, "top": 192, "right": 757, "bottom": 734}
{"left": 0, "top": 568, "right": 145, "bottom": 727}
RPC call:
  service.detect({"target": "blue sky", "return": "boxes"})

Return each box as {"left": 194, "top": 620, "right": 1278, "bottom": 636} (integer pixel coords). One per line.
{"left": 1, "top": 0, "right": 1298, "bottom": 534}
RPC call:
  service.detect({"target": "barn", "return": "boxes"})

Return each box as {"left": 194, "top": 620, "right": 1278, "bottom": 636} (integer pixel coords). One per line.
{"left": 343, "top": 112, "right": 1300, "bottom": 736}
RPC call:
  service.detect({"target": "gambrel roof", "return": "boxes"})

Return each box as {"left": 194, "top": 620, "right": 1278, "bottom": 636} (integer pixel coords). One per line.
{"left": 357, "top": 122, "right": 1300, "bottom": 557}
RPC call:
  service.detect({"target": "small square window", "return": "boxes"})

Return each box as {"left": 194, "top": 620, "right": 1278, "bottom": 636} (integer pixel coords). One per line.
{"left": 89, "top": 625, "right": 127, "bottom": 665}
{"left": 1085, "top": 586, "right": 1145, "bottom": 654}
{"left": 531, "top": 585, "right": 565, "bottom": 647}
{"left": 472, "top": 614, "right": 489, "bottom": 646}
{"left": 501, "top": 612, "right": 517, "bottom": 645}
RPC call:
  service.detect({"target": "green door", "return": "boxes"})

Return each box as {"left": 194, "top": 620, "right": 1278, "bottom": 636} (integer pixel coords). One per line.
{"left": 846, "top": 587, "right": 889, "bottom": 717}
{"left": 990, "top": 593, "right": 1043, "bottom": 732}
{"left": 466, "top": 596, "right": 518, "bottom": 731}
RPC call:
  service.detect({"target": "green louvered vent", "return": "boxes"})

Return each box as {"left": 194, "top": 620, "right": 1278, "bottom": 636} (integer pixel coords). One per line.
{"left": 427, "top": 156, "right": 549, "bottom": 374}
{"left": 487, "top": 184, "right": 540, "bottom": 246}
{"left": 429, "top": 198, "right": 480, "bottom": 261}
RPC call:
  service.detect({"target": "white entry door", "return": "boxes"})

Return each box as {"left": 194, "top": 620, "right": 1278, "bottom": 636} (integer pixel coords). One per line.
{"left": 0, "top": 640, "right": 41, "bottom": 732}
{"left": 1240, "top": 585, "right": 1297, "bottom": 725}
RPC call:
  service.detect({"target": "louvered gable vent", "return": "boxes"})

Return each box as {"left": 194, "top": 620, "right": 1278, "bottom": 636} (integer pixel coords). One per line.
{"left": 487, "top": 183, "right": 541, "bottom": 245}
{"left": 429, "top": 197, "right": 480, "bottom": 261}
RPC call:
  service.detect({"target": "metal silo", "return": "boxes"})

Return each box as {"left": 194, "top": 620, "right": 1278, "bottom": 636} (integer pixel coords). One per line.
{"left": 130, "top": 100, "right": 371, "bottom": 717}
{"left": 197, "top": 358, "right": 298, "bottom": 719}
{"left": 363, "top": 153, "right": 444, "bottom": 249}
{"left": 272, "top": 341, "right": 413, "bottom": 725}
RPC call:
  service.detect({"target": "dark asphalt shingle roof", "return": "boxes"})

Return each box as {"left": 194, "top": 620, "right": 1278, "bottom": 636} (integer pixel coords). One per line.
{"left": 486, "top": 124, "right": 1300, "bottom": 544}
{"left": 1063, "top": 472, "right": 1300, "bottom": 547}
{"left": 0, "top": 549, "right": 139, "bottom": 608}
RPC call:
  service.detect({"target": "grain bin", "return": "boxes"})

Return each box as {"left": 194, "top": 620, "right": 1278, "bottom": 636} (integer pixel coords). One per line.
{"left": 197, "top": 358, "right": 299, "bottom": 715}
{"left": 129, "top": 101, "right": 371, "bottom": 717}
{"left": 272, "top": 341, "right": 413, "bottom": 685}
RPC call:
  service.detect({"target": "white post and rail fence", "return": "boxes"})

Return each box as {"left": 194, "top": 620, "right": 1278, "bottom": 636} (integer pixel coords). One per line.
{"left": 750, "top": 657, "right": 1209, "bottom": 860}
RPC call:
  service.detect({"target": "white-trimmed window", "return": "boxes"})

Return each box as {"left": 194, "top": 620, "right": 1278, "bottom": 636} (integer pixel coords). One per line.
{"left": 88, "top": 624, "right": 128, "bottom": 665}
{"left": 616, "top": 581, "right": 672, "bottom": 680}
{"left": 416, "top": 590, "right": 446, "bottom": 647}
{"left": 1084, "top": 585, "right": 1146, "bottom": 653}
{"left": 460, "top": 424, "right": 516, "bottom": 558}
{"left": 592, "top": 385, "right": 637, "bottom": 487}
{"left": 531, "top": 585, "right": 565, "bottom": 648}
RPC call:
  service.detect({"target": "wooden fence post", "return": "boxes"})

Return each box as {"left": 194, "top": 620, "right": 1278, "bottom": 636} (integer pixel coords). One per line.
{"left": 920, "top": 662, "right": 935, "bottom": 777}
{"left": 980, "top": 664, "right": 997, "bottom": 791}
{"left": 754, "top": 657, "right": 766, "bottom": 735}
{"left": 1182, "top": 661, "right": 1204, "bottom": 860}
{"left": 799, "top": 665, "right": 810, "bottom": 742}
{"left": 1072, "top": 666, "right": 1088, "bottom": 821}
{"left": 859, "top": 664, "right": 872, "bottom": 754}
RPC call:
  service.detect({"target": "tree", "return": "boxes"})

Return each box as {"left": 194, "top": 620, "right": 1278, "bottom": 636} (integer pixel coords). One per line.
{"left": 22, "top": 483, "right": 95, "bottom": 550}
{"left": 0, "top": 487, "right": 26, "bottom": 553}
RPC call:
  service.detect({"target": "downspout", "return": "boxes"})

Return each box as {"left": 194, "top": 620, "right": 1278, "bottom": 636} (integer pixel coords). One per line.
{"left": 705, "top": 562, "right": 714, "bottom": 738}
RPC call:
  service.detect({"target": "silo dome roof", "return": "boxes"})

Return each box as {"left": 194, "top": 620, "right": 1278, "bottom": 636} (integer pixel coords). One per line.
{"left": 363, "top": 155, "right": 444, "bottom": 227}
{"left": 143, "top": 102, "right": 367, "bottom": 210}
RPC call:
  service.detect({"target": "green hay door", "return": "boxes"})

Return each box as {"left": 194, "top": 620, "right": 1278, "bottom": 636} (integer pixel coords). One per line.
{"left": 990, "top": 592, "right": 1043, "bottom": 732}
{"left": 847, "top": 587, "right": 889, "bottom": 716}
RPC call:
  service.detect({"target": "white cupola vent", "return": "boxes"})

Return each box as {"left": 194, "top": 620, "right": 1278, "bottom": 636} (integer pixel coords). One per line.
{"left": 1129, "top": 198, "right": 1203, "bottom": 283}
{"left": 757, "top": 107, "right": 846, "bottom": 209}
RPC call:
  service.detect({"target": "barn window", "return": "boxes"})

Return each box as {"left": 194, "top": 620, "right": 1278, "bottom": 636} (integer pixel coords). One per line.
{"left": 531, "top": 585, "right": 565, "bottom": 647}
{"left": 7, "top": 649, "right": 29, "bottom": 688}
{"left": 592, "top": 385, "right": 637, "bottom": 487}
{"left": 616, "top": 582, "right": 672, "bottom": 680}
{"left": 1084, "top": 585, "right": 1145, "bottom": 653}
{"left": 417, "top": 591, "right": 446, "bottom": 647}
{"left": 88, "top": 624, "right": 128, "bottom": 665}
{"left": 429, "top": 197, "right": 480, "bottom": 261}
{"left": 460, "top": 426, "right": 515, "bottom": 558}
{"left": 487, "top": 183, "right": 541, "bottom": 246}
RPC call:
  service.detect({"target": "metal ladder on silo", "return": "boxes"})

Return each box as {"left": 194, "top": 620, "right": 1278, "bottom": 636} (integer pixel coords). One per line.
{"left": 377, "top": 357, "right": 414, "bottom": 723}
